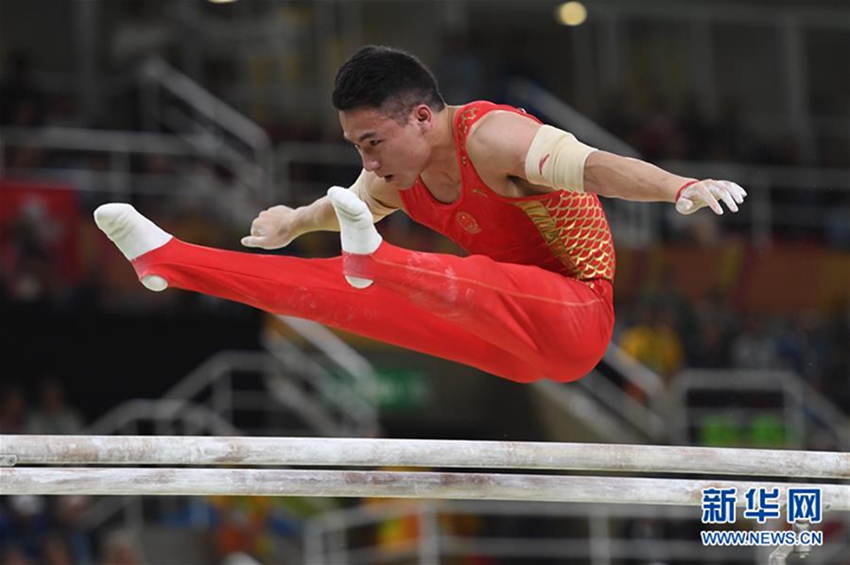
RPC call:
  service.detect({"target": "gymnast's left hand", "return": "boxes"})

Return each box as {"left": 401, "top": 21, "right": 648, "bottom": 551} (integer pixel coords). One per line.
{"left": 241, "top": 205, "right": 302, "bottom": 249}
{"left": 675, "top": 179, "right": 747, "bottom": 215}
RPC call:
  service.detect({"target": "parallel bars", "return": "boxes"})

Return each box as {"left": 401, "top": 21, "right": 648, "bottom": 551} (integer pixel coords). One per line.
{"left": 1, "top": 435, "right": 848, "bottom": 508}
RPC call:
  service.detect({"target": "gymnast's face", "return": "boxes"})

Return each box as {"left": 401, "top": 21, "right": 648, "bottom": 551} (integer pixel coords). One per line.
{"left": 339, "top": 104, "right": 433, "bottom": 189}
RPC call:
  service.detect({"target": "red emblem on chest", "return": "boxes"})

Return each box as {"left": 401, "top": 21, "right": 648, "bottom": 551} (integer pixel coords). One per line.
{"left": 455, "top": 211, "right": 482, "bottom": 234}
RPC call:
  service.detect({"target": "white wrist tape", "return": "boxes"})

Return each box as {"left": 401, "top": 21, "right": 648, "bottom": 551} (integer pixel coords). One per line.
{"left": 348, "top": 170, "right": 398, "bottom": 222}
{"left": 524, "top": 125, "right": 597, "bottom": 193}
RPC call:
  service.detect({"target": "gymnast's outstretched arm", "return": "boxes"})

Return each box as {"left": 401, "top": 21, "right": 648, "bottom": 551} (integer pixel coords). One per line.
{"left": 241, "top": 169, "right": 400, "bottom": 250}
{"left": 466, "top": 110, "right": 747, "bottom": 216}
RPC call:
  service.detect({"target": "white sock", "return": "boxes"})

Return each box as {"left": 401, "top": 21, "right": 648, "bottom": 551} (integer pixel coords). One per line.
{"left": 327, "top": 186, "right": 382, "bottom": 289}
{"left": 93, "top": 203, "right": 172, "bottom": 292}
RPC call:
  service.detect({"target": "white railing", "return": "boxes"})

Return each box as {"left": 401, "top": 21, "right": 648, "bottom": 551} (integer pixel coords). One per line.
{"left": 0, "top": 126, "right": 237, "bottom": 197}
{"left": 656, "top": 160, "right": 850, "bottom": 247}
{"left": 671, "top": 369, "right": 850, "bottom": 451}
{"left": 1, "top": 56, "right": 276, "bottom": 224}
{"left": 508, "top": 78, "right": 641, "bottom": 158}
{"left": 85, "top": 399, "right": 240, "bottom": 437}
{"left": 85, "top": 345, "right": 376, "bottom": 441}
{"left": 540, "top": 348, "right": 850, "bottom": 450}
{"left": 139, "top": 57, "right": 274, "bottom": 200}
{"left": 74, "top": 340, "right": 377, "bottom": 531}
{"left": 157, "top": 348, "right": 375, "bottom": 437}
{"left": 533, "top": 342, "right": 669, "bottom": 443}
{"left": 507, "top": 78, "right": 850, "bottom": 249}
{"left": 261, "top": 333, "right": 379, "bottom": 437}
{"left": 275, "top": 141, "right": 359, "bottom": 202}
{"left": 272, "top": 316, "right": 380, "bottom": 402}
{"left": 533, "top": 379, "right": 647, "bottom": 443}
{"left": 140, "top": 58, "right": 269, "bottom": 152}
{"left": 507, "top": 78, "right": 657, "bottom": 247}
{"left": 78, "top": 400, "right": 242, "bottom": 532}
{"left": 268, "top": 97, "right": 850, "bottom": 251}
{"left": 0, "top": 126, "right": 268, "bottom": 227}
{"left": 305, "top": 499, "right": 847, "bottom": 565}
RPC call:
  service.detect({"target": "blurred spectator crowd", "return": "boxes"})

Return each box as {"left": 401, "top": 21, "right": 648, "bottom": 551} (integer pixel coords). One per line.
{"left": 616, "top": 284, "right": 850, "bottom": 413}
{"left": 0, "top": 379, "right": 145, "bottom": 565}
{"left": 0, "top": 494, "right": 146, "bottom": 565}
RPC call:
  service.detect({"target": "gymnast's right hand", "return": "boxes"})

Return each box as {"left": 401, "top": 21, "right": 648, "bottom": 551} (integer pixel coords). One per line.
{"left": 241, "top": 205, "right": 301, "bottom": 249}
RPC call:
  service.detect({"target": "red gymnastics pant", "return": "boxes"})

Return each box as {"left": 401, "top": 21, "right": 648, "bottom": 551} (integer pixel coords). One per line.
{"left": 131, "top": 239, "right": 614, "bottom": 383}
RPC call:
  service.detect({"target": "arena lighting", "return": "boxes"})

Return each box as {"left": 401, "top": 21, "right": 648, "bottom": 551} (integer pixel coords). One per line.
{"left": 556, "top": 1, "right": 588, "bottom": 26}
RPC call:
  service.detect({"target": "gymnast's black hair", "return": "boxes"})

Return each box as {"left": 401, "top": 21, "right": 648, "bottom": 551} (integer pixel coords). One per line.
{"left": 332, "top": 45, "right": 446, "bottom": 122}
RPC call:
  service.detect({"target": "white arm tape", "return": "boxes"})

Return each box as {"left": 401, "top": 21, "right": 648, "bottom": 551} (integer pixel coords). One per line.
{"left": 347, "top": 170, "right": 398, "bottom": 222}
{"left": 524, "top": 125, "right": 597, "bottom": 193}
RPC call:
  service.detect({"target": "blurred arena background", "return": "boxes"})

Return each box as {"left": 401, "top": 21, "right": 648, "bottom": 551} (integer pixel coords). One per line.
{"left": 1, "top": 0, "right": 848, "bottom": 563}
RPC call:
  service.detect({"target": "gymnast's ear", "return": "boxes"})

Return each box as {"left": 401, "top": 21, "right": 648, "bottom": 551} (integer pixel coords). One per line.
{"left": 413, "top": 104, "right": 432, "bottom": 125}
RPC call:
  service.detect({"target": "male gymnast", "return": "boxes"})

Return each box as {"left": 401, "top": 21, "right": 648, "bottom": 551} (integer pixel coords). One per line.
{"left": 95, "top": 46, "right": 746, "bottom": 383}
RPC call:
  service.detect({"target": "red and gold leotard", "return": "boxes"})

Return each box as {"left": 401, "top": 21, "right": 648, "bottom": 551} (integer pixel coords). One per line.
{"left": 129, "top": 101, "right": 616, "bottom": 384}
{"left": 398, "top": 101, "right": 615, "bottom": 282}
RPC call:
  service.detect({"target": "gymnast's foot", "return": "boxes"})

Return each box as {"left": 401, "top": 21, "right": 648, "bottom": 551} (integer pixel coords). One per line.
{"left": 327, "top": 186, "right": 382, "bottom": 288}
{"left": 93, "top": 203, "right": 172, "bottom": 291}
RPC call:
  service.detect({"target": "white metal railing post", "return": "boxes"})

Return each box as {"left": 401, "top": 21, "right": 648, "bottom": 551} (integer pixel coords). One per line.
{"left": 751, "top": 173, "right": 773, "bottom": 248}
{"left": 419, "top": 502, "right": 441, "bottom": 565}
{"left": 140, "top": 68, "right": 158, "bottom": 133}
{"left": 268, "top": 316, "right": 381, "bottom": 434}
{"left": 303, "top": 518, "right": 325, "bottom": 564}
{"left": 261, "top": 145, "right": 275, "bottom": 204}
{"left": 672, "top": 369, "right": 848, "bottom": 452}
{"left": 781, "top": 17, "right": 816, "bottom": 165}
{"left": 128, "top": 496, "right": 143, "bottom": 535}
{"left": 788, "top": 372, "right": 807, "bottom": 448}
{"left": 108, "top": 151, "right": 122, "bottom": 201}
{"left": 212, "top": 369, "right": 230, "bottom": 422}
{"left": 119, "top": 150, "right": 131, "bottom": 200}
{"left": 138, "top": 57, "right": 272, "bottom": 197}
{"left": 588, "top": 508, "right": 612, "bottom": 565}
{"left": 329, "top": 513, "right": 349, "bottom": 565}
{"left": 508, "top": 76, "right": 653, "bottom": 244}
{"left": 154, "top": 406, "right": 166, "bottom": 437}
{"left": 268, "top": 499, "right": 849, "bottom": 564}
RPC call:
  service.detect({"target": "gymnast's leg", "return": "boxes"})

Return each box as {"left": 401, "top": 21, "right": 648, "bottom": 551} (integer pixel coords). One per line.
{"left": 94, "top": 198, "right": 611, "bottom": 383}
